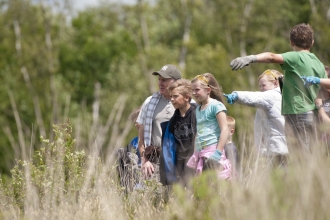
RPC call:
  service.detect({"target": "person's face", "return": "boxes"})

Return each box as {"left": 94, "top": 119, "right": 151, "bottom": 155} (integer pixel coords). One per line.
{"left": 170, "top": 87, "right": 189, "bottom": 110}
{"left": 192, "top": 81, "right": 209, "bottom": 103}
{"left": 158, "top": 76, "right": 174, "bottom": 97}
{"left": 259, "top": 76, "right": 276, "bottom": 92}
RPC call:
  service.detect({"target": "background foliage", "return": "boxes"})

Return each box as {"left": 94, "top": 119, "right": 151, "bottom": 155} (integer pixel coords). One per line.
{"left": 0, "top": 0, "right": 329, "bottom": 176}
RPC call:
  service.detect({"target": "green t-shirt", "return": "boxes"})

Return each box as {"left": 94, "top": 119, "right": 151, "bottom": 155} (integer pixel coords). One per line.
{"left": 280, "top": 51, "right": 326, "bottom": 114}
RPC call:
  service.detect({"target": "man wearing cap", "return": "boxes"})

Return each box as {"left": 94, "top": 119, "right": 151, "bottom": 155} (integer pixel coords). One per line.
{"left": 137, "top": 64, "right": 181, "bottom": 180}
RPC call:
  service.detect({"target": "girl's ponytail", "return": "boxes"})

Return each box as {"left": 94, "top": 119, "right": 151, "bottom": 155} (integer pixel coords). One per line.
{"left": 203, "top": 73, "right": 224, "bottom": 103}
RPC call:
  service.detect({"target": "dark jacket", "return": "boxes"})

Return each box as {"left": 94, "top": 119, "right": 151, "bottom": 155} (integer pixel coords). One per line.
{"left": 160, "top": 104, "right": 197, "bottom": 185}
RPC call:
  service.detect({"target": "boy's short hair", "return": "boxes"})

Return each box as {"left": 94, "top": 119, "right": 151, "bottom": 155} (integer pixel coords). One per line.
{"left": 290, "top": 23, "right": 314, "bottom": 49}
{"left": 168, "top": 78, "right": 192, "bottom": 101}
{"left": 227, "top": 115, "right": 235, "bottom": 130}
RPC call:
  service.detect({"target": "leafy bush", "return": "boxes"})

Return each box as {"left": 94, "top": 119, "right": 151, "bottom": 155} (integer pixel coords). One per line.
{"left": 10, "top": 121, "right": 87, "bottom": 209}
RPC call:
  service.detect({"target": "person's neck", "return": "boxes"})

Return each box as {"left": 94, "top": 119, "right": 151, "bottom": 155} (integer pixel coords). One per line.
{"left": 226, "top": 136, "right": 232, "bottom": 144}
{"left": 292, "top": 45, "right": 310, "bottom": 52}
{"left": 179, "top": 103, "right": 191, "bottom": 117}
{"left": 201, "top": 97, "right": 211, "bottom": 106}
{"left": 162, "top": 94, "right": 171, "bottom": 100}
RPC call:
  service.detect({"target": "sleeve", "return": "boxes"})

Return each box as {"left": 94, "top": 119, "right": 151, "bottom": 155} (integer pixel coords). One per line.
{"left": 136, "top": 96, "right": 151, "bottom": 125}
{"left": 280, "top": 51, "right": 297, "bottom": 71}
{"left": 213, "top": 101, "right": 227, "bottom": 115}
{"left": 235, "top": 90, "right": 276, "bottom": 111}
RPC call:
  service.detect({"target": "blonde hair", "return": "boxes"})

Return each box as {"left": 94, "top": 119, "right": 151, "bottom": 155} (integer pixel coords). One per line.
{"left": 129, "top": 106, "right": 141, "bottom": 122}
{"left": 227, "top": 115, "right": 236, "bottom": 130}
{"left": 191, "top": 73, "right": 224, "bottom": 103}
{"left": 168, "top": 79, "right": 192, "bottom": 101}
{"left": 258, "top": 69, "right": 283, "bottom": 83}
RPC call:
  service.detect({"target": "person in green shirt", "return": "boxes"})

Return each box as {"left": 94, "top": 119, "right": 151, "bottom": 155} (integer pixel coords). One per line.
{"left": 229, "top": 23, "right": 326, "bottom": 154}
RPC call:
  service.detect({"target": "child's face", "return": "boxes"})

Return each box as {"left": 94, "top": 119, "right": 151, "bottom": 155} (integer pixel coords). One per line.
{"left": 170, "top": 87, "right": 190, "bottom": 110}
{"left": 258, "top": 76, "right": 276, "bottom": 92}
{"left": 192, "top": 81, "right": 209, "bottom": 103}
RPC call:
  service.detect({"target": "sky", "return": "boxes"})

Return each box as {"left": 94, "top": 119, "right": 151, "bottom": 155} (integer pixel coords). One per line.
{"left": 72, "top": 0, "right": 137, "bottom": 11}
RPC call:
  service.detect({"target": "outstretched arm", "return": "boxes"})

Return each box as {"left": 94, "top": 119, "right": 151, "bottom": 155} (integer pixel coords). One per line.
{"left": 301, "top": 76, "right": 330, "bottom": 89}
{"left": 320, "top": 79, "right": 330, "bottom": 89}
{"left": 230, "top": 52, "right": 283, "bottom": 70}
{"left": 255, "top": 52, "right": 284, "bottom": 64}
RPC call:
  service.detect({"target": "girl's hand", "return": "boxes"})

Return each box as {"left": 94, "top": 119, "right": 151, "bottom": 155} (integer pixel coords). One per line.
{"left": 207, "top": 149, "right": 222, "bottom": 162}
{"left": 301, "top": 76, "right": 320, "bottom": 87}
{"left": 223, "top": 92, "right": 238, "bottom": 104}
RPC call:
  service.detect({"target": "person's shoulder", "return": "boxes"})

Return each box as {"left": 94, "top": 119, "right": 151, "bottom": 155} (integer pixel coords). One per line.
{"left": 142, "top": 95, "right": 152, "bottom": 104}
{"left": 210, "top": 99, "right": 226, "bottom": 107}
{"left": 281, "top": 51, "right": 298, "bottom": 58}
{"left": 142, "top": 92, "right": 160, "bottom": 105}
{"left": 225, "top": 142, "right": 237, "bottom": 147}
{"left": 190, "top": 103, "right": 198, "bottom": 109}
{"left": 281, "top": 51, "right": 294, "bottom": 55}
{"left": 308, "top": 52, "right": 323, "bottom": 61}
{"left": 210, "top": 99, "right": 227, "bottom": 111}
{"left": 267, "top": 87, "right": 282, "bottom": 95}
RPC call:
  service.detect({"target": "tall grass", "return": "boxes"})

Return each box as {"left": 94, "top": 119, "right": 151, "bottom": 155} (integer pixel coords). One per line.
{"left": 1, "top": 118, "right": 330, "bottom": 220}
{"left": 2, "top": 87, "right": 330, "bottom": 220}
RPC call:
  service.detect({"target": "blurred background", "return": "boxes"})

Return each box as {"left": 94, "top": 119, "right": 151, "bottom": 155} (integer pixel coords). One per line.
{"left": 0, "top": 0, "right": 329, "bottom": 176}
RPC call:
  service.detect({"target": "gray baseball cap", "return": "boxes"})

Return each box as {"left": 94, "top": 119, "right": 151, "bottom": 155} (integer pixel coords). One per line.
{"left": 152, "top": 64, "right": 181, "bottom": 80}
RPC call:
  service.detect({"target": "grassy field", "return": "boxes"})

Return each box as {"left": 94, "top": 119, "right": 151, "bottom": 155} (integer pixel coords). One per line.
{"left": 0, "top": 121, "right": 329, "bottom": 220}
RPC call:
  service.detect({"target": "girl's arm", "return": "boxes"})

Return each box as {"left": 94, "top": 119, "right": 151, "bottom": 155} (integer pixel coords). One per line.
{"left": 235, "top": 90, "right": 277, "bottom": 110}
{"left": 216, "top": 111, "right": 229, "bottom": 152}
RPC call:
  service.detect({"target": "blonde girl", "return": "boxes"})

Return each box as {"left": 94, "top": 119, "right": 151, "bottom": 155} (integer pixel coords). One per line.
{"left": 187, "top": 73, "right": 231, "bottom": 179}
{"left": 224, "top": 69, "right": 288, "bottom": 166}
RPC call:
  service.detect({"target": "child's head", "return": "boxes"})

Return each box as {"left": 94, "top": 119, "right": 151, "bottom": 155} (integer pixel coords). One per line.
{"left": 191, "top": 73, "right": 224, "bottom": 103}
{"left": 130, "top": 106, "right": 141, "bottom": 130}
{"left": 227, "top": 115, "right": 235, "bottom": 134}
{"left": 258, "top": 69, "right": 283, "bottom": 92}
{"left": 226, "top": 115, "right": 235, "bottom": 143}
{"left": 168, "top": 79, "right": 192, "bottom": 109}
{"left": 290, "top": 23, "right": 314, "bottom": 50}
